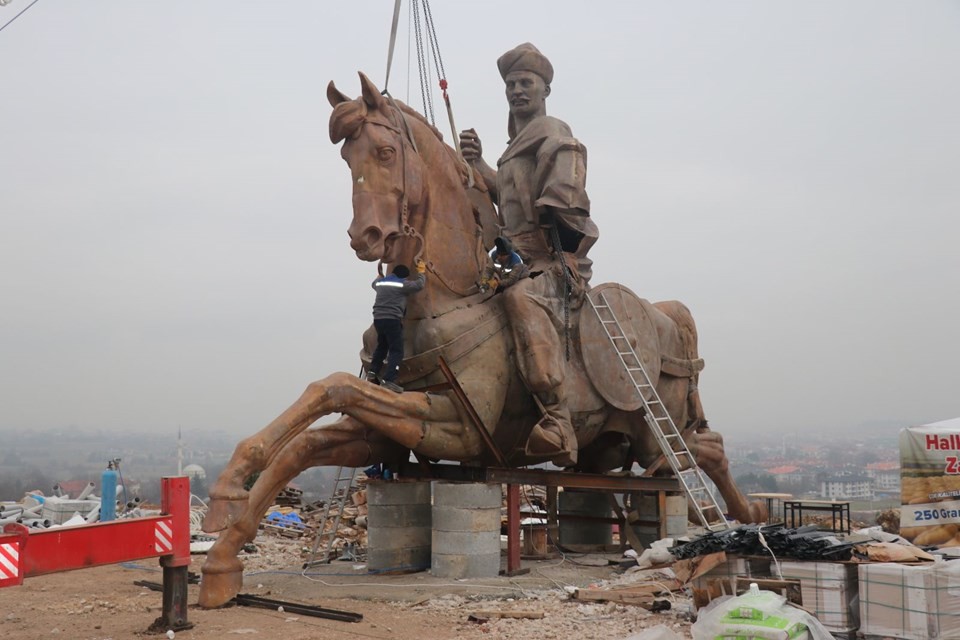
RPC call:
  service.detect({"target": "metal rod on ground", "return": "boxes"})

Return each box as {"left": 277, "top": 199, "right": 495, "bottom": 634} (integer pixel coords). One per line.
{"left": 233, "top": 594, "right": 363, "bottom": 623}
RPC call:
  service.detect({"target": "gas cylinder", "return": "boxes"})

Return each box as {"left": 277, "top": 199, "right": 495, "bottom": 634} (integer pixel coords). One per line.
{"left": 101, "top": 461, "right": 118, "bottom": 522}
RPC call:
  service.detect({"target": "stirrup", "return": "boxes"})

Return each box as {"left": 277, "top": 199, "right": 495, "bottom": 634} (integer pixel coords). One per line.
{"left": 525, "top": 423, "right": 577, "bottom": 467}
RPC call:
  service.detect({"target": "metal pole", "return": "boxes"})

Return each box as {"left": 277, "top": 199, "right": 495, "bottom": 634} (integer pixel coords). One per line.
{"left": 154, "top": 477, "right": 192, "bottom": 632}
{"left": 437, "top": 356, "right": 508, "bottom": 467}
{"left": 506, "top": 484, "right": 521, "bottom": 573}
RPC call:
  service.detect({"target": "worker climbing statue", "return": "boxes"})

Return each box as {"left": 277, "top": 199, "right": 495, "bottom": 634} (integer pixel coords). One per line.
{"left": 198, "top": 45, "right": 767, "bottom": 608}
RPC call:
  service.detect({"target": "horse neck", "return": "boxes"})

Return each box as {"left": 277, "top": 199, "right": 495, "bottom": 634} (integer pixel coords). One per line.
{"left": 402, "top": 130, "right": 484, "bottom": 319}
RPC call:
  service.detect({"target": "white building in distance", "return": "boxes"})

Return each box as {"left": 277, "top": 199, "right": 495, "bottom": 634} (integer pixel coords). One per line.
{"left": 820, "top": 475, "right": 874, "bottom": 500}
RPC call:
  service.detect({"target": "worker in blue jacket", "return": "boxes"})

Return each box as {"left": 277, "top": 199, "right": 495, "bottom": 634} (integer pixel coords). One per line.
{"left": 366, "top": 260, "right": 426, "bottom": 393}
{"left": 480, "top": 236, "right": 529, "bottom": 293}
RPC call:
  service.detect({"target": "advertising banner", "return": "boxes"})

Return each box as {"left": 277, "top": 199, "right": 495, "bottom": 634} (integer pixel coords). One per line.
{"left": 900, "top": 417, "right": 960, "bottom": 547}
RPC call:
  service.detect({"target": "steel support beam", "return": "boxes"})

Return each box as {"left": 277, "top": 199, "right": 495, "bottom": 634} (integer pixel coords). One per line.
{"left": 399, "top": 462, "right": 680, "bottom": 493}
{"left": 397, "top": 462, "right": 680, "bottom": 573}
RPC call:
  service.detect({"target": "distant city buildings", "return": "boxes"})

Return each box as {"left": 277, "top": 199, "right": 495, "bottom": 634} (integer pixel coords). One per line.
{"left": 0, "top": 426, "right": 908, "bottom": 505}
{"left": 765, "top": 465, "right": 804, "bottom": 485}
{"left": 865, "top": 461, "right": 901, "bottom": 492}
{"left": 724, "top": 431, "right": 903, "bottom": 503}
{"left": 820, "top": 475, "right": 875, "bottom": 500}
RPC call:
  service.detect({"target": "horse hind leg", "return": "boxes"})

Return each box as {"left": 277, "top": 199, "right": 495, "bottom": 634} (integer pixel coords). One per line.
{"left": 690, "top": 427, "right": 767, "bottom": 524}
{"left": 199, "top": 418, "right": 403, "bottom": 608}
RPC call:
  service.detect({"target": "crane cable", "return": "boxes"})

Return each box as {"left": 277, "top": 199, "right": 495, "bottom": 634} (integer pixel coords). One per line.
{"left": 411, "top": 0, "right": 434, "bottom": 124}
{"left": 0, "top": 0, "right": 41, "bottom": 35}
{"left": 381, "top": 0, "right": 403, "bottom": 95}
{"left": 382, "top": 0, "right": 473, "bottom": 187}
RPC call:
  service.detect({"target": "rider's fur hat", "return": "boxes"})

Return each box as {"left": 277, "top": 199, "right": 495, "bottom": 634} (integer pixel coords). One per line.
{"left": 494, "top": 236, "right": 513, "bottom": 256}
{"left": 497, "top": 43, "right": 554, "bottom": 85}
{"left": 392, "top": 265, "right": 410, "bottom": 278}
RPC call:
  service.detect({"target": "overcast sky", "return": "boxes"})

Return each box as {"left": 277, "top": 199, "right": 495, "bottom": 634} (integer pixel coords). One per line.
{"left": 1, "top": 1, "right": 958, "bottom": 443}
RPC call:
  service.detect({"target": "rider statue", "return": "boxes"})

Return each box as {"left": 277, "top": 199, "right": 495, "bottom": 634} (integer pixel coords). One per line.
{"left": 460, "top": 43, "right": 599, "bottom": 467}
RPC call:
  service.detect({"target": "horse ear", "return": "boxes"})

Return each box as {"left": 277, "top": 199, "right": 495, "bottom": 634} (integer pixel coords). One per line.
{"left": 327, "top": 81, "right": 351, "bottom": 108}
{"left": 359, "top": 72, "right": 387, "bottom": 110}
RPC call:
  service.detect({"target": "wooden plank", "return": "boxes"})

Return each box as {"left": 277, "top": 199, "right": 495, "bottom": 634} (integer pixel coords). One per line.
{"left": 672, "top": 551, "right": 727, "bottom": 585}
{"left": 573, "top": 578, "right": 683, "bottom": 603}
{"left": 573, "top": 591, "right": 658, "bottom": 606}
{"left": 467, "top": 610, "right": 545, "bottom": 620}
{"left": 693, "top": 577, "right": 734, "bottom": 610}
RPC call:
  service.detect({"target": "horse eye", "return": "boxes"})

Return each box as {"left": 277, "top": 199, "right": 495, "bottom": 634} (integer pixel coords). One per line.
{"left": 377, "top": 147, "right": 395, "bottom": 162}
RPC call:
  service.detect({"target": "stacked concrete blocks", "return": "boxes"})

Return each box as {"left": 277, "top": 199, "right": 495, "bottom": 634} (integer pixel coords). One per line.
{"left": 366, "top": 480, "right": 432, "bottom": 573}
{"left": 431, "top": 482, "right": 501, "bottom": 578}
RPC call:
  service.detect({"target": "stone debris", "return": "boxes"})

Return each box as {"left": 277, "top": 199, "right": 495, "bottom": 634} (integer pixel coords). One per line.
{"left": 221, "top": 480, "right": 373, "bottom": 568}
{"left": 407, "top": 592, "right": 694, "bottom": 640}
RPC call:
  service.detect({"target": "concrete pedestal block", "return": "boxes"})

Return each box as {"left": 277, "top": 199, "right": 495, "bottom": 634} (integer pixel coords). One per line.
{"left": 367, "top": 480, "right": 431, "bottom": 573}
{"left": 431, "top": 482, "right": 501, "bottom": 578}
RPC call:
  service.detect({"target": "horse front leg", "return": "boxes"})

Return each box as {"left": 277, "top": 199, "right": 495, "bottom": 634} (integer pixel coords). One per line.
{"left": 205, "top": 372, "right": 476, "bottom": 532}
{"left": 199, "top": 416, "right": 405, "bottom": 607}
{"left": 689, "top": 427, "right": 767, "bottom": 524}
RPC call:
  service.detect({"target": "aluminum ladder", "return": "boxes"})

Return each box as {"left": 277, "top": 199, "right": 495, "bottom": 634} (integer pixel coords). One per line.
{"left": 589, "top": 290, "right": 731, "bottom": 531}
{"left": 302, "top": 466, "right": 361, "bottom": 569}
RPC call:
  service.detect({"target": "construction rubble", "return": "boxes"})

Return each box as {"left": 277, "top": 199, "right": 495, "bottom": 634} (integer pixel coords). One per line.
{"left": 0, "top": 482, "right": 155, "bottom": 529}
{"left": 184, "top": 478, "right": 959, "bottom": 639}
{"left": 659, "top": 522, "right": 959, "bottom": 639}
{"left": 11, "top": 474, "right": 960, "bottom": 639}
{"left": 249, "top": 478, "right": 370, "bottom": 564}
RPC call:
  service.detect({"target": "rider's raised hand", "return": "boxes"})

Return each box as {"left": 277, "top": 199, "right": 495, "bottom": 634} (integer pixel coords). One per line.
{"left": 459, "top": 128, "right": 482, "bottom": 161}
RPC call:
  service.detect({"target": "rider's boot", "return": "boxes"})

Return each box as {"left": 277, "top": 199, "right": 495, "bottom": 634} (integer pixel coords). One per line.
{"left": 526, "top": 392, "right": 577, "bottom": 467}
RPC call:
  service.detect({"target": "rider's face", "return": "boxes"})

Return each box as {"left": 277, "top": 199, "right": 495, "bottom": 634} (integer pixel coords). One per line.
{"left": 504, "top": 71, "right": 550, "bottom": 119}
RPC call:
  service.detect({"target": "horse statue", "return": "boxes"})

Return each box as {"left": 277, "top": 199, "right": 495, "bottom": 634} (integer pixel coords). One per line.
{"left": 198, "top": 72, "right": 766, "bottom": 608}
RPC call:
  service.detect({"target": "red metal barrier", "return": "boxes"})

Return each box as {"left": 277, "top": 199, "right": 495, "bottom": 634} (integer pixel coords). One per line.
{"left": 0, "top": 476, "right": 192, "bottom": 631}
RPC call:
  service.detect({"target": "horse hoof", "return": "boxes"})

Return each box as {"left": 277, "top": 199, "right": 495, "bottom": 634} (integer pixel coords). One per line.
{"left": 202, "top": 495, "right": 249, "bottom": 532}
{"left": 199, "top": 558, "right": 244, "bottom": 608}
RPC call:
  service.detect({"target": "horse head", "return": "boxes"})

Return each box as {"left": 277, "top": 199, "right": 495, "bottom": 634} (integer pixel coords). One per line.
{"left": 327, "top": 73, "right": 429, "bottom": 265}
{"left": 328, "top": 73, "right": 492, "bottom": 310}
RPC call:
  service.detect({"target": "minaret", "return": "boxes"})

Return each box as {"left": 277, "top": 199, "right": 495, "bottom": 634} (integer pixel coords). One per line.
{"left": 177, "top": 425, "right": 184, "bottom": 476}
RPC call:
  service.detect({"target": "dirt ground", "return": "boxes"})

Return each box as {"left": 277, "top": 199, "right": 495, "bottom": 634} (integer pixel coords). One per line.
{"left": 0, "top": 544, "right": 695, "bottom": 640}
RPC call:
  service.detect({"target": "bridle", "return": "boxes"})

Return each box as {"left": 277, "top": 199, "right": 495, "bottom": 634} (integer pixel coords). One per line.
{"left": 361, "top": 98, "right": 425, "bottom": 274}
{"left": 361, "top": 97, "right": 482, "bottom": 296}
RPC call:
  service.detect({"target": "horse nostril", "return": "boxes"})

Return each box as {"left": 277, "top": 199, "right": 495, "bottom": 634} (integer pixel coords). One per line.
{"left": 349, "top": 226, "right": 382, "bottom": 252}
